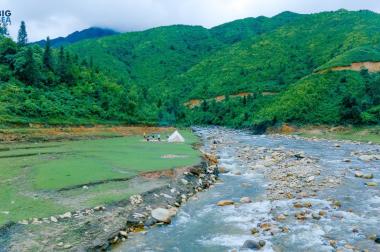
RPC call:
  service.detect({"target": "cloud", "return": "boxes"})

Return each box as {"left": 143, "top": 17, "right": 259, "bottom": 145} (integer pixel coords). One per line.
{"left": 2, "top": 0, "right": 380, "bottom": 42}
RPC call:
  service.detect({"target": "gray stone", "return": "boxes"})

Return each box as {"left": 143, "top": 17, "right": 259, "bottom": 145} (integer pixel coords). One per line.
{"left": 242, "top": 240, "right": 265, "bottom": 250}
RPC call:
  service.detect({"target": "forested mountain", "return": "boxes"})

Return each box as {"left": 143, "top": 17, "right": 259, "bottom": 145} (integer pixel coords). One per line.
{"left": 1, "top": 10, "right": 380, "bottom": 129}
{"left": 33, "top": 27, "right": 118, "bottom": 48}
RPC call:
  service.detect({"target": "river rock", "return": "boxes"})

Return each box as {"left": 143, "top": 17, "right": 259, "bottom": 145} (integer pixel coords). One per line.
{"left": 151, "top": 208, "right": 173, "bottom": 223}
{"left": 312, "top": 212, "right": 321, "bottom": 220}
{"left": 306, "top": 176, "right": 315, "bottom": 183}
{"left": 276, "top": 214, "right": 286, "bottom": 221}
{"left": 375, "top": 235, "right": 380, "bottom": 244}
{"left": 63, "top": 244, "right": 72, "bottom": 249}
{"left": 259, "top": 223, "right": 271, "bottom": 231}
{"left": 218, "top": 167, "right": 229, "bottom": 173}
{"left": 354, "top": 172, "right": 364, "bottom": 178}
{"left": 119, "top": 230, "right": 128, "bottom": 238}
{"left": 50, "top": 216, "right": 58, "bottom": 223}
{"left": 240, "top": 197, "right": 252, "bottom": 203}
{"left": 366, "top": 182, "right": 378, "bottom": 187}
{"left": 358, "top": 155, "right": 374, "bottom": 162}
{"left": 362, "top": 173, "right": 374, "bottom": 179}
{"left": 242, "top": 240, "right": 266, "bottom": 250}
{"left": 129, "top": 195, "right": 143, "bottom": 205}
{"left": 217, "top": 200, "right": 234, "bottom": 206}
{"left": 251, "top": 227, "right": 259, "bottom": 235}
{"left": 61, "top": 212, "right": 72, "bottom": 219}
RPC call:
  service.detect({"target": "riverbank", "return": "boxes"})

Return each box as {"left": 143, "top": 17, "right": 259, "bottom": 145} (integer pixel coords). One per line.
{"left": 268, "top": 125, "right": 380, "bottom": 144}
{"left": 0, "top": 158, "right": 219, "bottom": 251}
{"left": 0, "top": 126, "right": 220, "bottom": 251}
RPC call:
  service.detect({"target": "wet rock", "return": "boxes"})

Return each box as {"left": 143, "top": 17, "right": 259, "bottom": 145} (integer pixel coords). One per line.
{"left": 312, "top": 213, "right": 321, "bottom": 220}
{"left": 329, "top": 240, "right": 337, "bottom": 248}
{"left": 354, "top": 172, "right": 364, "bottom": 178}
{"left": 293, "top": 202, "right": 303, "bottom": 208}
{"left": 303, "top": 202, "right": 312, "bottom": 208}
{"left": 240, "top": 197, "right": 252, "bottom": 203}
{"left": 60, "top": 212, "right": 72, "bottom": 219}
{"left": 130, "top": 195, "right": 143, "bottom": 205}
{"left": 375, "top": 236, "right": 380, "bottom": 244}
{"left": 119, "top": 230, "right": 128, "bottom": 238}
{"left": 294, "top": 152, "right": 305, "bottom": 159}
{"left": 332, "top": 200, "right": 341, "bottom": 208}
{"left": 280, "top": 226, "right": 289, "bottom": 233}
{"left": 63, "top": 244, "right": 72, "bottom": 249}
{"left": 50, "top": 216, "right": 58, "bottom": 223}
{"left": 181, "top": 179, "right": 189, "bottom": 185}
{"left": 358, "top": 155, "right": 374, "bottom": 162}
{"left": 241, "top": 183, "right": 253, "bottom": 188}
{"left": 218, "top": 167, "right": 229, "bottom": 173}
{"left": 251, "top": 227, "right": 259, "bottom": 235}
{"left": 276, "top": 214, "right": 286, "bottom": 221}
{"left": 295, "top": 212, "right": 307, "bottom": 220}
{"left": 306, "top": 176, "right": 315, "bottom": 183}
{"left": 217, "top": 200, "right": 234, "bottom": 206}
{"left": 363, "top": 173, "right": 374, "bottom": 179}
{"left": 319, "top": 210, "right": 327, "bottom": 216}
{"left": 241, "top": 240, "right": 265, "bottom": 250}
{"left": 365, "top": 182, "right": 378, "bottom": 187}
{"left": 151, "top": 208, "right": 174, "bottom": 223}
{"left": 94, "top": 205, "right": 106, "bottom": 211}
{"left": 144, "top": 217, "right": 157, "bottom": 227}
{"left": 259, "top": 223, "right": 271, "bottom": 231}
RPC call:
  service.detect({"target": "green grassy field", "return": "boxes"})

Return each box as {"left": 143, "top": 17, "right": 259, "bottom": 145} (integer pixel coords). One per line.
{"left": 0, "top": 129, "right": 200, "bottom": 225}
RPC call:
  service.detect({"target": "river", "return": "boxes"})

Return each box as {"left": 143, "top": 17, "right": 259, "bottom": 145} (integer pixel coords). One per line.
{"left": 115, "top": 127, "right": 380, "bottom": 252}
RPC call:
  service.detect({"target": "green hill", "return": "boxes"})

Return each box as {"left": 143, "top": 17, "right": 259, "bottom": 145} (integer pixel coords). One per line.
{"left": 1, "top": 10, "right": 380, "bottom": 128}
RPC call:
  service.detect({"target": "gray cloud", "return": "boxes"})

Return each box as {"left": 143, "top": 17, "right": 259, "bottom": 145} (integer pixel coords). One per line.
{"left": 2, "top": 0, "right": 380, "bottom": 42}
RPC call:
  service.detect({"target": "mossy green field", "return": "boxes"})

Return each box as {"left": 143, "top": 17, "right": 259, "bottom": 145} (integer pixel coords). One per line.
{"left": 0, "top": 129, "right": 200, "bottom": 225}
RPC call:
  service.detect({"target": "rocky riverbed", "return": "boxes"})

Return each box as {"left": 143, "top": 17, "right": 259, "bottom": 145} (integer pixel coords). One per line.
{"left": 115, "top": 127, "right": 380, "bottom": 252}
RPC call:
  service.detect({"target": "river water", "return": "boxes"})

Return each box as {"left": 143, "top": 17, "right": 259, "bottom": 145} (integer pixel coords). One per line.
{"left": 116, "top": 127, "right": 380, "bottom": 252}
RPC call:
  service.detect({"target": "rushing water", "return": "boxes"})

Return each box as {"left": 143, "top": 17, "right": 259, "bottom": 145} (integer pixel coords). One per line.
{"left": 116, "top": 127, "right": 380, "bottom": 252}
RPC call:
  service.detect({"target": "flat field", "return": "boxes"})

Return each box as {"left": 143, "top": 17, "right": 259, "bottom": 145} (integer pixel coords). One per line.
{"left": 0, "top": 127, "right": 200, "bottom": 225}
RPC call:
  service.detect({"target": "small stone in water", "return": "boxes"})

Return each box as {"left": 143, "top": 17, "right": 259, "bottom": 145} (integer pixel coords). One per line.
{"left": 365, "top": 182, "right": 378, "bottom": 187}
{"left": 217, "top": 200, "right": 234, "bottom": 206}
{"left": 312, "top": 213, "right": 321, "bottom": 220}
{"left": 329, "top": 240, "right": 337, "bottom": 248}
{"left": 240, "top": 197, "right": 252, "bottom": 203}
{"left": 363, "top": 173, "right": 374, "bottom": 179}
{"left": 251, "top": 227, "right": 259, "bottom": 235}
{"left": 242, "top": 240, "right": 265, "bottom": 250}
{"left": 276, "top": 214, "right": 286, "bottom": 221}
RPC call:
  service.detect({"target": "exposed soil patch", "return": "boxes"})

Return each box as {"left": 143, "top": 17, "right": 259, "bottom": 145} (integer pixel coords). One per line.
{"left": 321, "top": 61, "right": 380, "bottom": 73}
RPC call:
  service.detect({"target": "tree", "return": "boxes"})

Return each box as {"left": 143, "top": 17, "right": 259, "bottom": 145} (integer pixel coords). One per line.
{"left": 17, "top": 21, "right": 28, "bottom": 46}
{"left": 0, "top": 24, "right": 8, "bottom": 36}
{"left": 13, "top": 47, "right": 39, "bottom": 85}
{"left": 43, "top": 37, "right": 53, "bottom": 70}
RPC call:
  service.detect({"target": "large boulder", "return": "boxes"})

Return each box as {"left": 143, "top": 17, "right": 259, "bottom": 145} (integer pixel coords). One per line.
{"left": 151, "top": 208, "right": 177, "bottom": 224}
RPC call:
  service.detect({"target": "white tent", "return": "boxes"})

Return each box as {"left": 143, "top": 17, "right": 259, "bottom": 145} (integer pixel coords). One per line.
{"left": 168, "top": 130, "right": 185, "bottom": 143}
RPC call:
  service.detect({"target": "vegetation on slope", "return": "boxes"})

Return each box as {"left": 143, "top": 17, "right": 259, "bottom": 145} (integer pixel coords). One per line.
{"left": 316, "top": 46, "right": 380, "bottom": 71}
{"left": 2, "top": 9, "right": 380, "bottom": 128}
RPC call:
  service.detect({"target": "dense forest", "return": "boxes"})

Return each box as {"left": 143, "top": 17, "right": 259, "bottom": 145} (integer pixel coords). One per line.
{"left": 1, "top": 9, "right": 380, "bottom": 129}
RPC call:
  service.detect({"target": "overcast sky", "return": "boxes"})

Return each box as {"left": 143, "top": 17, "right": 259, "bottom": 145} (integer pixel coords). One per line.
{"left": 1, "top": 0, "right": 380, "bottom": 42}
